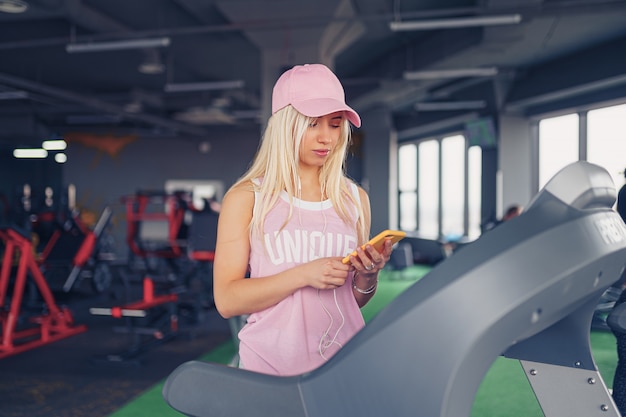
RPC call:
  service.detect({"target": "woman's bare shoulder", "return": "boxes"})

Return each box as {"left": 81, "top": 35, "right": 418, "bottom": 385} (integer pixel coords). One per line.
{"left": 225, "top": 181, "right": 254, "bottom": 198}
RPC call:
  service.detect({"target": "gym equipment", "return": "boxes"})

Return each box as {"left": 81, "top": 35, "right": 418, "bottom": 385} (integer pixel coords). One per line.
{"left": 34, "top": 205, "right": 115, "bottom": 293}
{"left": 403, "top": 233, "right": 449, "bottom": 265}
{"left": 121, "top": 191, "right": 217, "bottom": 319}
{"left": 122, "top": 190, "right": 189, "bottom": 262}
{"left": 0, "top": 226, "right": 87, "bottom": 359}
{"left": 89, "top": 276, "right": 179, "bottom": 365}
{"left": 181, "top": 203, "right": 218, "bottom": 306}
{"left": 608, "top": 296, "right": 626, "bottom": 334}
{"left": 89, "top": 198, "right": 219, "bottom": 365}
{"left": 162, "top": 161, "right": 626, "bottom": 417}
{"left": 22, "top": 183, "right": 116, "bottom": 294}
{"left": 591, "top": 284, "right": 624, "bottom": 331}
{"left": 60, "top": 206, "right": 114, "bottom": 292}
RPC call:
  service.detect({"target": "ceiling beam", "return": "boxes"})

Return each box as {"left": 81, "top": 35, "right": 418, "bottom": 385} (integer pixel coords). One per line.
{"left": 4, "top": 1, "right": 626, "bottom": 51}
{"left": 0, "top": 71, "right": 210, "bottom": 137}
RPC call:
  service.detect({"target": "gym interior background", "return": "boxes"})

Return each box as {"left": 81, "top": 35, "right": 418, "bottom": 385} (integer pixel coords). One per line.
{"left": 1, "top": 1, "right": 626, "bottom": 416}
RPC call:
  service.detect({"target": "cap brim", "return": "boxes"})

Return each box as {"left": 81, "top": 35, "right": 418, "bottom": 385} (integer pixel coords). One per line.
{"left": 292, "top": 98, "right": 361, "bottom": 128}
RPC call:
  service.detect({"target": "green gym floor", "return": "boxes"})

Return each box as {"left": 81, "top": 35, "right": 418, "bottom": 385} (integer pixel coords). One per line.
{"left": 0, "top": 265, "right": 620, "bottom": 417}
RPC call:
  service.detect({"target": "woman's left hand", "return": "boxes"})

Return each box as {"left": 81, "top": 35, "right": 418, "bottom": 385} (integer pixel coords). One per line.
{"left": 348, "top": 238, "right": 393, "bottom": 275}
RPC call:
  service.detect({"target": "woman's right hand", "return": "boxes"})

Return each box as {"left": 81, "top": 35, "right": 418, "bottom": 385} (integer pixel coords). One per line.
{"left": 298, "top": 257, "right": 352, "bottom": 290}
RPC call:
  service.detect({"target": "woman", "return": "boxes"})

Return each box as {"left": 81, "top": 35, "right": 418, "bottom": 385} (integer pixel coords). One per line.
{"left": 213, "top": 63, "right": 393, "bottom": 376}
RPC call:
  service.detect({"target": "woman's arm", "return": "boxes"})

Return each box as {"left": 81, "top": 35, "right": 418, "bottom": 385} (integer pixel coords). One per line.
{"left": 349, "top": 187, "right": 393, "bottom": 307}
{"left": 213, "top": 183, "right": 352, "bottom": 318}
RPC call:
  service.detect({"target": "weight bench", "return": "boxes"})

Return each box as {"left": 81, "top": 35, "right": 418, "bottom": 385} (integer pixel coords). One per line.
{"left": 162, "top": 161, "right": 626, "bottom": 417}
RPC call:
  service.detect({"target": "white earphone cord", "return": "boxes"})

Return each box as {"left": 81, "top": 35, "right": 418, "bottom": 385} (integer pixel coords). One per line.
{"left": 297, "top": 177, "right": 337, "bottom": 359}
{"left": 317, "top": 288, "right": 345, "bottom": 360}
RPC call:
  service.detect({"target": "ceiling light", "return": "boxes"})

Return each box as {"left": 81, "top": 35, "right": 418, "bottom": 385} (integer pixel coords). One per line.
{"left": 139, "top": 60, "right": 165, "bottom": 75}
{"left": 138, "top": 49, "right": 165, "bottom": 74}
{"left": 42, "top": 139, "right": 67, "bottom": 151}
{"left": 66, "top": 37, "right": 171, "bottom": 53}
{"left": 164, "top": 80, "right": 245, "bottom": 93}
{"left": 415, "top": 101, "right": 487, "bottom": 111}
{"left": 0, "top": 0, "right": 28, "bottom": 13}
{"left": 404, "top": 67, "right": 498, "bottom": 80}
{"left": 390, "top": 14, "right": 522, "bottom": 31}
{"left": 55, "top": 153, "right": 67, "bottom": 164}
{"left": 13, "top": 148, "right": 47, "bottom": 158}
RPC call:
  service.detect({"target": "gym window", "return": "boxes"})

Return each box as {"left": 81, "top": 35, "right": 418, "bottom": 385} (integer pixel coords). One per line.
{"left": 398, "top": 134, "right": 482, "bottom": 240}
{"left": 538, "top": 103, "right": 626, "bottom": 194}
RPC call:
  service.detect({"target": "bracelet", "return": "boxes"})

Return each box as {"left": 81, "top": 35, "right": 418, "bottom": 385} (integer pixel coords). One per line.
{"left": 352, "top": 274, "right": 378, "bottom": 295}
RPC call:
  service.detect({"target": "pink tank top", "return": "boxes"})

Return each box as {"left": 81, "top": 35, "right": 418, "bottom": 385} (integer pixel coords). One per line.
{"left": 238, "top": 181, "right": 365, "bottom": 376}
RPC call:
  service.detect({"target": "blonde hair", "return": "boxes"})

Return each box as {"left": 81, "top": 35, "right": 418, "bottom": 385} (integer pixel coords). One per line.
{"left": 233, "top": 105, "right": 367, "bottom": 245}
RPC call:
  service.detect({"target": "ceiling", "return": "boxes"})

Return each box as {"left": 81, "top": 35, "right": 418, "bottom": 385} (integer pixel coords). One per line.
{"left": 1, "top": 0, "right": 626, "bottom": 148}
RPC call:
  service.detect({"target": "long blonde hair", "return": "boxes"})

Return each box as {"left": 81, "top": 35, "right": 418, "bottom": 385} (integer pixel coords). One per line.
{"left": 233, "top": 105, "right": 367, "bottom": 245}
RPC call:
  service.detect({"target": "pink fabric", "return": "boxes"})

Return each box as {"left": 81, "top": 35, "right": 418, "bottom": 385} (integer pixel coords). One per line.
{"left": 238, "top": 183, "right": 365, "bottom": 376}
{"left": 271, "top": 64, "right": 361, "bottom": 127}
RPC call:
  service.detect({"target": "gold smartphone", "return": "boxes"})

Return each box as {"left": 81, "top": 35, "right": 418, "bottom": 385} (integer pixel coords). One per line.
{"left": 342, "top": 229, "right": 406, "bottom": 264}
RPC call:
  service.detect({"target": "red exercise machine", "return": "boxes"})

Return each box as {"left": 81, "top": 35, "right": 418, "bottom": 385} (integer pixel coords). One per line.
{"left": 121, "top": 190, "right": 217, "bottom": 298}
{"left": 35, "top": 206, "right": 114, "bottom": 293}
{"left": 91, "top": 191, "right": 219, "bottom": 365}
{"left": 122, "top": 191, "right": 189, "bottom": 261}
{"left": 0, "top": 227, "right": 87, "bottom": 359}
{"left": 90, "top": 276, "right": 178, "bottom": 319}
{"left": 89, "top": 276, "right": 179, "bottom": 365}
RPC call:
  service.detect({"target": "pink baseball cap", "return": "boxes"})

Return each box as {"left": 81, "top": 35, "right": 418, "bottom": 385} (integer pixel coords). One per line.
{"left": 271, "top": 64, "right": 361, "bottom": 128}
